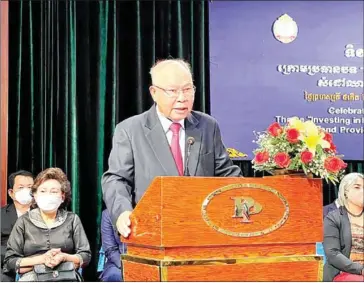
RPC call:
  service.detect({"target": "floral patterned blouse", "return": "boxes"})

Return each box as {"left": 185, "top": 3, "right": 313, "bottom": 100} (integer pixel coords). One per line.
{"left": 350, "top": 222, "right": 364, "bottom": 265}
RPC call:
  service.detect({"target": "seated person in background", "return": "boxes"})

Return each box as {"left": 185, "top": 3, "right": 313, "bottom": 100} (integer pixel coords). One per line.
{"left": 324, "top": 182, "right": 345, "bottom": 219}
{"left": 1, "top": 170, "right": 34, "bottom": 282}
{"left": 323, "top": 172, "right": 364, "bottom": 281}
{"left": 3, "top": 168, "right": 92, "bottom": 282}
{"left": 324, "top": 198, "right": 340, "bottom": 219}
{"left": 99, "top": 209, "right": 126, "bottom": 282}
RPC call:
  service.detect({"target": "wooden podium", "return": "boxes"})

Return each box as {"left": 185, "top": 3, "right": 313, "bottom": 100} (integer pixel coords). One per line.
{"left": 121, "top": 176, "right": 323, "bottom": 281}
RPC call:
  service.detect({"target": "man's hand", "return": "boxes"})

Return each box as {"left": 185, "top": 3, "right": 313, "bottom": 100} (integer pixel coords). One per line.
{"left": 116, "top": 211, "right": 132, "bottom": 238}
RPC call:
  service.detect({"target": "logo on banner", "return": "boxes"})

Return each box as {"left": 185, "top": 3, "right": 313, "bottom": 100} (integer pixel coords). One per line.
{"left": 272, "top": 14, "right": 298, "bottom": 44}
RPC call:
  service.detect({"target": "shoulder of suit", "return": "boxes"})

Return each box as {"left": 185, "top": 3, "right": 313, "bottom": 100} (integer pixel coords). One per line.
{"left": 190, "top": 110, "right": 218, "bottom": 125}
{"left": 0, "top": 205, "right": 6, "bottom": 216}
{"left": 325, "top": 206, "right": 344, "bottom": 223}
{"left": 114, "top": 110, "right": 218, "bottom": 132}
{"left": 323, "top": 202, "right": 336, "bottom": 210}
{"left": 114, "top": 111, "right": 147, "bottom": 132}
{"left": 1, "top": 203, "right": 14, "bottom": 214}
{"left": 10, "top": 211, "right": 29, "bottom": 228}
{"left": 0, "top": 204, "right": 7, "bottom": 213}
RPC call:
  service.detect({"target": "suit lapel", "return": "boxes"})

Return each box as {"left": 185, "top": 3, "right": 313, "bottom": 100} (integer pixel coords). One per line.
{"left": 8, "top": 203, "right": 18, "bottom": 227}
{"left": 144, "top": 105, "right": 179, "bottom": 175}
{"left": 185, "top": 113, "right": 201, "bottom": 176}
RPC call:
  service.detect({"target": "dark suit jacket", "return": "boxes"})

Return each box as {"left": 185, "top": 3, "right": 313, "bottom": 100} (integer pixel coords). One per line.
{"left": 100, "top": 210, "right": 126, "bottom": 281}
{"left": 1, "top": 204, "right": 18, "bottom": 265}
{"left": 1, "top": 203, "right": 18, "bottom": 281}
{"left": 323, "top": 201, "right": 338, "bottom": 219}
{"left": 323, "top": 206, "right": 363, "bottom": 281}
{"left": 102, "top": 105, "right": 243, "bottom": 225}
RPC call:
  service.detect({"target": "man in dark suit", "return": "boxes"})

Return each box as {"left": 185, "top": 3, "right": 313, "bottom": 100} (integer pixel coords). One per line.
{"left": 1, "top": 170, "right": 34, "bottom": 281}
{"left": 99, "top": 209, "right": 126, "bottom": 282}
{"left": 102, "top": 59, "right": 242, "bottom": 237}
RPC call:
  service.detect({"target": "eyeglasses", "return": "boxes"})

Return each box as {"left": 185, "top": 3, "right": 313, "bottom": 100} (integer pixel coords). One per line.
{"left": 153, "top": 85, "right": 196, "bottom": 98}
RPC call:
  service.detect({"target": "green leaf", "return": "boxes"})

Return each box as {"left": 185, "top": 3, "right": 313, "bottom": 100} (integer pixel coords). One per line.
{"left": 270, "top": 139, "right": 280, "bottom": 145}
{"left": 302, "top": 164, "right": 308, "bottom": 175}
{"left": 327, "top": 175, "right": 339, "bottom": 185}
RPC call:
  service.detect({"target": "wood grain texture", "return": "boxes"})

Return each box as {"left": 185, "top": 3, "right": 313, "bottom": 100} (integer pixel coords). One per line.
{"left": 123, "top": 177, "right": 323, "bottom": 247}
{"left": 127, "top": 243, "right": 316, "bottom": 260}
{"left": 122, "top": 261, "right": 160, "bottom": 282}
{"left": 0, "top": 0, "right": 9, "bottom": 207}
{"left": 165, "top": 244, "right": 317, "bottom": 259}
{"left": 127, "top": 245, "right": 165, "bottom": 259}
{"left": 123, "top": 177, "right": 323, "bottom": 281}
{"left": 165, "top": 261, "right": 320, "bottom": 281}
{"left": 127, "top": 178, "right": 162, "bottom": 246}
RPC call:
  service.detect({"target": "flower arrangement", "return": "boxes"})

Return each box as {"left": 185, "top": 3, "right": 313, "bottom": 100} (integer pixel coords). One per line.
{"left": 252, "top": 117, "right": 347, "bottom": 184}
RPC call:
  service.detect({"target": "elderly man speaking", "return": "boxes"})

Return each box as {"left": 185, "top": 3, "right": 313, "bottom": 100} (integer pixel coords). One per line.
{"left": 102, "top": 59, "right": 242, "bottom": 237}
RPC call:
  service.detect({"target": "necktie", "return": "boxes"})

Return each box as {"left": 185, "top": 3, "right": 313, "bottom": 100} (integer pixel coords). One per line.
{"left": 169, "top": 123, "right": 183, "bottom": 176}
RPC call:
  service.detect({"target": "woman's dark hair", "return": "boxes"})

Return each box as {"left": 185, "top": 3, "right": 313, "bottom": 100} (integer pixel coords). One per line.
{"left": 31, "top": 167, "right": 72, "bottom": 209}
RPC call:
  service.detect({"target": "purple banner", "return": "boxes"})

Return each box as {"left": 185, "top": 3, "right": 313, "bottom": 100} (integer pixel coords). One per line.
{"left": 209, "top": 1, "right": 363, "bottom": 160}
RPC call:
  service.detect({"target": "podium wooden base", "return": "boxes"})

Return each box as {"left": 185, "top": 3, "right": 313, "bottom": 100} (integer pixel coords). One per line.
{"left": 121, "top": 177, "right": 324, "bottom": 282}
{"left": 122, "top": 254, "right": 323, "bottom": 281}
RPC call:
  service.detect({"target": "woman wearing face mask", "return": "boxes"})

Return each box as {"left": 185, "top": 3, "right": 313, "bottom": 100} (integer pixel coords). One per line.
{"left": 324, "top": 172, "right": 364, "bottom": 281}
{"left": 3, "top": 168, "right": 91, "bottom": 281}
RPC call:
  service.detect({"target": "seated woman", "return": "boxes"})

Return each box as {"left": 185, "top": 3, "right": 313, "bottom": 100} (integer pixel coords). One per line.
{"left": 324, "top": 172, "right": 364, "bottom": 281}
{"left": 3, "top": 168, "right": 91, "bottom": 281}
{"left": 99, "top": 209, "right": 126, "bottom": 282}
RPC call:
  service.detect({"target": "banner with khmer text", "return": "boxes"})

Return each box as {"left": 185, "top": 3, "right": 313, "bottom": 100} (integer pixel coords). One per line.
{"left": 209, "top": 1, "right": 363, "bottom": 160}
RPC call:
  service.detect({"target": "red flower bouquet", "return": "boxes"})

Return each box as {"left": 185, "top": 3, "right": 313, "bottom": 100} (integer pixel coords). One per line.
{"left": 252, "top": 117, "right": 347, "bottom": 184}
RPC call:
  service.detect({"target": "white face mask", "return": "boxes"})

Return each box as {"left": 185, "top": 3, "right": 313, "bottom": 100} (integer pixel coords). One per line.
{"left": 347, "top": 188, "right": 364, "bottom": 208}
{"left": 14, "top": 188, "right": 33, "bottom": 205}
{"left": 35, "top": 195, "right": 63, "bottom": 212}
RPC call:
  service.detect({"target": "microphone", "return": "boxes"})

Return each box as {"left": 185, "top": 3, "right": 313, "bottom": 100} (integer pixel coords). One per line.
{"left": 184, "top": 137, "right": 195, "bottom": 176}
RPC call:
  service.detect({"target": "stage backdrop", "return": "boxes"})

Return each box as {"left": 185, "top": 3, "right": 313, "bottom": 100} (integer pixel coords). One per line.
{"left": 209, "top": 1, "right": 363, "bottom": 161}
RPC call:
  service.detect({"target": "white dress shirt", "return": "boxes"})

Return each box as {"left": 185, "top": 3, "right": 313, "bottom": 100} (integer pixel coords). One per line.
{"left": 16, "top": 208, "right": 30, "bottom": 218}
{"left": 156, "top": 107, "right": 186, "bottom": 167}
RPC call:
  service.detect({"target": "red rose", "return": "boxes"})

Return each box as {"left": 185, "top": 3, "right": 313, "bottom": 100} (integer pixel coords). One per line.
{"left": 267, "top": 122, "right": 283, "bottom": 137}
{"left": 300, "top": 151, "right": 313, "bottom": 164}
{"left": 324, "top": 156, "right": 345, "bottom": 173}
{"left": 324, "top": 142, "right": 337, "bottom": 153}
{"left": 254, "top": 151, "right": 269, "bottom": 164}
{"left": 286, "top": 128, "right": 300, "bottom": 143}
{"left": 329, "top": 142, "right": 337, "bottom": 153}
{"left": 323, "top": 132, "right": 333, "bottom": 143}
{"left": 274, "top": 152, "right": 291, "bottom": 168}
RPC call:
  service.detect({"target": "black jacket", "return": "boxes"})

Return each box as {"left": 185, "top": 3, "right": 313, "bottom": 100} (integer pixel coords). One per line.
{"left": 323, "top": 206, "right": 363, "bottom": 281}
{"left": 1, "top": 204, "right": 18, "bottom": 265}
{"left": 323, "top": 201, "right": 338, "bottom": 219}
{"left": 3, "top": 208, "right": 91, "bottom": 274}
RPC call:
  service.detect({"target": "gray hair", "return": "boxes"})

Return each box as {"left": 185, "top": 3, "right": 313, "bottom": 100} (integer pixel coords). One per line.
{"left": 337, "top": 172, "right": 364, "bottom": 207}
{"left": 149, "top": 59, "right": 192, "bottom": 85}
